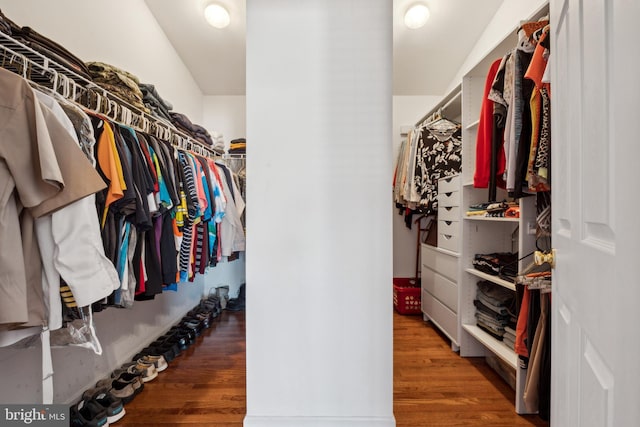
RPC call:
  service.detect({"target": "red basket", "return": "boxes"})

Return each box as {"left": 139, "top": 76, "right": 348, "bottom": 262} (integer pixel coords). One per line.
{"left": 393, "top": 277, "right": 421, "bottom": 315}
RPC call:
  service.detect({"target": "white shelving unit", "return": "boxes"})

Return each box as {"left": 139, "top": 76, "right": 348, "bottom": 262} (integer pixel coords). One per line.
{"left": 456, "top": 4, "right": 549, "bottom": 415}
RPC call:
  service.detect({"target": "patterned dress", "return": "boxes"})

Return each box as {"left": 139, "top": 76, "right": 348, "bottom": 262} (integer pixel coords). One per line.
{"left": 412, "top": 118, "right": 462, "bottom": 212}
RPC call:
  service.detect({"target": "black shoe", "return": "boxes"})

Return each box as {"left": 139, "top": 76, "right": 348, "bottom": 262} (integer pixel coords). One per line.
{"left": 70, "top": 398, "right": 109, "bottom": 427}
{"left": 82, "top": 387, "right": 126, "bottom": 424}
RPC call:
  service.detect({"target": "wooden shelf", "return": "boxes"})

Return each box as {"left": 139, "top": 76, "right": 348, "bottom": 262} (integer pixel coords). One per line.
{"left": 462, "top": 324, "right": 517, "bottom": 369}
{"left": 464, "top": 216, "right": 520, "bottom": 222}
{"left": 465, "top": 268, "right": 516, "bottom": 291}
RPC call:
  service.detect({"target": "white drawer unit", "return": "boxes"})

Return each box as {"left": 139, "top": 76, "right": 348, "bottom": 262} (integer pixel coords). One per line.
{"left": 438, "top": 175, "right": 460, "bottom": 194}
{"left": 437, "top": 191, "right": 460, "bottom": 207}
{"left": 438, "top": 220, "right": 459, "bottom": 238}
{"left": 421, "top": 243, "right": 460, "bottom": 350}
{"left": 421, "top": 269, "right": 458, "bottom": 312}
{"left": 438, "top": 206, "right": 460, "bottom": 222}
{"left": 422, "top": 289, "right": 459, "bottom": 345}
{"left": 421, "top": 244, "right": 457, "bottom": 281}
{"left": 438, "top": 232, "right": 460, "bottom": 253}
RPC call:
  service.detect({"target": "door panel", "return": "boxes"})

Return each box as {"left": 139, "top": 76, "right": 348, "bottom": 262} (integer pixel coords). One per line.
{"left": 552, "top": 0, "right": 640, "bottom": 425}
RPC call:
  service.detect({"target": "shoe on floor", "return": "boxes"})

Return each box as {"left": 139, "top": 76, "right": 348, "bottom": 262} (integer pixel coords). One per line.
{"left": 82, "top": 386, "right": 126, "bottom": 424}
{"left": 121, "top": 360, "right": 158, "bottom": 382}
{"left": 70, "top": 398, "right": 109, "bottom": 427}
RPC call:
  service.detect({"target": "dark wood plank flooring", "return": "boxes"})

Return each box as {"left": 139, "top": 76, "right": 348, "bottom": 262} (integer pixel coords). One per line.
{"left": 115, "top": 310, "right": 549, "bottom": 426}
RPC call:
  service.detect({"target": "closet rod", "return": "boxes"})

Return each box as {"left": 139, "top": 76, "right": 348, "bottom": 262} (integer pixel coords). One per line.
{"left": 415, "top": 84, "right": 462, "bottom": 127}
{"left": 0, "top": 31, "right": 222, "bottom": 158}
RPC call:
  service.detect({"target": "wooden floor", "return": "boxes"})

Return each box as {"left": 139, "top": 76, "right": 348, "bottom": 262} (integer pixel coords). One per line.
{"left": 116, "top": 310, "right": 549, "bottom": 426}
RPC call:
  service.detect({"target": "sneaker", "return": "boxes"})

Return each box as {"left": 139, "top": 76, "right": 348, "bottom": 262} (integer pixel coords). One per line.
{"left": 82, "top": 387, "right": 126, "bottom": 424}
{"left": 131, "top": 341, "right": 179, "bottom": 364}
{"left": 95, "top": 377, "right": 139, "bottom": 405}
{"left": 70, "top": 398, "right": 109, "bottom": 427}
{"left": 135, "top": 354, "right": 168, "bottom": 372}
{"left": 121, "top": 360, "right": 158, "bottom": 382}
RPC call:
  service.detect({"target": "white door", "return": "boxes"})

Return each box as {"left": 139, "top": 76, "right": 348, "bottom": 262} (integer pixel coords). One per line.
{"left": 551, "top": 0, "right": 640, "bottom": 426}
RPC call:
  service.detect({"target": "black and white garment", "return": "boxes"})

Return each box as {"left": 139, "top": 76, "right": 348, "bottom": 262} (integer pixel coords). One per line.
{"left": 412, "top": 118, "right": 462, "bottom": 212}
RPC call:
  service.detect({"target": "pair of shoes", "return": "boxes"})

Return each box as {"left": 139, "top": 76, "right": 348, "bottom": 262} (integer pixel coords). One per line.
{"left": 120, "top": 360, "right": 158, "bottom": 383}
{"left": 181, "top": 317, "right": 205, "bottom": 337}
{"left": 96, "top": 371, "right": 144, "bottom": 405}
{"left": 133, "top": 347, "right": 171, "bottom": 368}
{"left": 81, "top": 387, "right": 126, "bottom": 424}
{"left": 70, "top": 398, "right": 109, "bottom": 427}
{"left": 203, "top": 294, "right": 222, "bottom": 317}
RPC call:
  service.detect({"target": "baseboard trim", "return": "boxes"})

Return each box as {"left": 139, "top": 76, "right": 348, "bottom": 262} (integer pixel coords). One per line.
{"left": 244, "top": 415, "right": 396, "bottom": 427}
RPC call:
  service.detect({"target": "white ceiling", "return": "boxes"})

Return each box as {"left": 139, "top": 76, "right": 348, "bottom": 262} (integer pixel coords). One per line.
{"left": 145, "top": 0, "right": 503, "bottom": 97}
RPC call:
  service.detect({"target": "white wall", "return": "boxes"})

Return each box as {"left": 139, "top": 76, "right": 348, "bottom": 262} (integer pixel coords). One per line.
{"left": 203, "top": 96, "right": 247, "bottom": 150}
{"left": 445, "top": 0, "right": 549, "bottom": 93}
{"left": 0, "top": 0, "right": 204, "bottom": 122}
{"left": 392, "top": 96, "right": 440, "bottom": 278}
{"left": 245, "top": 0, "right": 394, "bottom": 425}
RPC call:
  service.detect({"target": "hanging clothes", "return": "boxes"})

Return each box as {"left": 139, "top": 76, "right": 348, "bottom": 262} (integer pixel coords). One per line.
{"left": 0, "top": 68, "right": 115, "bottom": 331}
{"left": 411, "top": 119, "right": 462, "bottom": 212}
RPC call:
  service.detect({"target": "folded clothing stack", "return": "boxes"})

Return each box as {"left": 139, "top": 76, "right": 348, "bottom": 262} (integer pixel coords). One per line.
{"left": 503, "top": 325, "right": 517, "bottom": 350}
{"left": 211, "top": 131, "right": 225, "bottom": 153}
{"left": 139, "top": 83, "right": 174, "bottom": 124}
{"left": 229, "top": 138, "right": 246, "bottom": 154}
{"left": 0, "top": 9, "right": 92, "bottom": 81}
{"left": 170, "top": 111, "right": 214, "bottom": 146}
{"left": 87, "top": 61, "right": 149, "bottom": 113}
{"left": 474, "top": 280, "right": 516, "bottom": 340}
{"left": 473, "top": 252, "right": 519, "bottom": 279}
{"left": 466, "top": 201, "right": 519, "bottom": 218}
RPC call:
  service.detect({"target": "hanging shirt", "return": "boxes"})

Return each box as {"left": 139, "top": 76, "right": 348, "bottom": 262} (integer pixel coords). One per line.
{"left": 411, "top": 119, "right": 462, "bottom": 212}
{"left": 0, "top": 68, "right": 106, "bottom": 329}
{"left": 33, "top": 90, "right": 120, "bottom": 330}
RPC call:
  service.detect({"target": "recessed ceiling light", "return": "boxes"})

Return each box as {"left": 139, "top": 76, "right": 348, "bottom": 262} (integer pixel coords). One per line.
{"left": 404, "top": 4, "right": 430, "bottom": 29}
{"left": 204, "top": 3, "right": 230, "bottom": 29}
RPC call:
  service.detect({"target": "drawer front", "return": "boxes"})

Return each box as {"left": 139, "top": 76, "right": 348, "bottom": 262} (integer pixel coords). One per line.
{"left": 422, "top": 289, "right": 459, "bottom": 344}
{"left": 437, "top": 190, "right": 460, "bottom": 207}
{"left": 438, "top": 232, "right": 460, "bottom": 253}
{"left": 439, "top": 206, "right": 460, "bottom": 222}
{"left": 421, "top": 244, "right": 458, "bottom": 282}
{"left": 438, "top": 220, "right": 459, "bottom": 238}
{"left": 421, "top": 268, "right": 458, "bottom": 312}
{"left": 438, "top": 175, "right": 460, "bottom": 193}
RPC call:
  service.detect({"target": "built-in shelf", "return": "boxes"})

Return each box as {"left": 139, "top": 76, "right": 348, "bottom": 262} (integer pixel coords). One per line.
{"left": 462, "top": 324, "right": 518, "bottom": 369}
{"left": 465, "top": 268, "right": 516, "bottom": 291}
{"left": 464, "top": 216, "right": 520, "bottom": 222}
{"left": 465, "top": 119, "right": 480, "bottom": 130}
{"left": 463, "top": 180, "right": 475, "bottom": 187}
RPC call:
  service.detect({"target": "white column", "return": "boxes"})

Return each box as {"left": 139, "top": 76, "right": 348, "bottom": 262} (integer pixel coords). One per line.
{"left": 245, "top": 1, "right": 394, "bottom": 426}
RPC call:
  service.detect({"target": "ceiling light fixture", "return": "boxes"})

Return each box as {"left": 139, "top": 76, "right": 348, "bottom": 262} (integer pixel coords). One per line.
{"left": 204, "top": 3, "right": 230, "bottom": 29}
{"left": 404, "top": 4, "right": 430, "bottom": 29}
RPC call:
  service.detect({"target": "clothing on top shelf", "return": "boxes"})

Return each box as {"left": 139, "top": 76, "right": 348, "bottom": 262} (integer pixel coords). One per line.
{"left": 170, "top": 112, "right": 214, "bottom": 147}
{"left": 12, "top": 25, "right": 92, "bottom": 80}
{"left": 229, "top": 138, "right": 246, "bottom": 154}
{"left": 139, "top": 83, "right": 174, "bottom": 125}
{"left": 472, "top": 252, "right": 519, "bottom": 278}
{"left": 87, "top": 61, "right": 149, "bottom": 114}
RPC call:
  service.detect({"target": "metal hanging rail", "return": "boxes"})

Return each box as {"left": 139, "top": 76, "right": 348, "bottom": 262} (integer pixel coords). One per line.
{"left": 0, "top": 30, "right": 222, "bottom": 157}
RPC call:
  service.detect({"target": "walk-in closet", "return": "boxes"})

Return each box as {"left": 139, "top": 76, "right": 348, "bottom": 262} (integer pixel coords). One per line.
{"left": 0, "top": 1, "right": 638, "bottom": 427}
